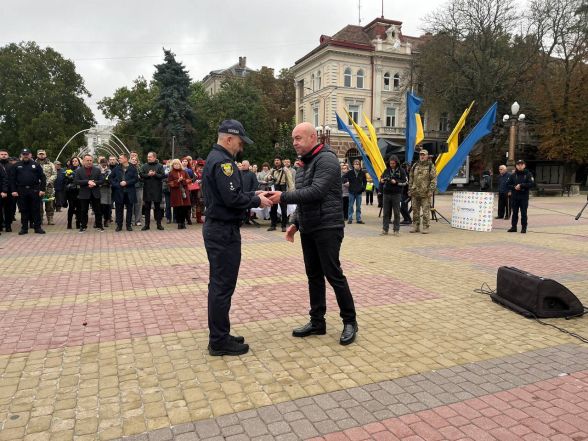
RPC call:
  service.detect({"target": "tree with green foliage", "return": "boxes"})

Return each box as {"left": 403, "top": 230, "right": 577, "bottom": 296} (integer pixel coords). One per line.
{"left": 0, "top": 42, "right": 95, "bottom": 158}
{"left": 153, "top": 49, "right": 195, "bottom": 158}
{"left": 98, "top": 76, "right": 163, "bottom": 155}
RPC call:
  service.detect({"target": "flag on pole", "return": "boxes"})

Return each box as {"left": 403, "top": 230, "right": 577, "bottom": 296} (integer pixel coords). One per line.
{"left": 436, "top": 102, "right": 497, "bottom": 192}
{"left": 363, "top": 113, "right": 386, "bottom": 178}
{"left": 435, "top": 101, "right": 475, "bottom": 174}
{"left": 415, "top": 113, "right": 424, "bottom": 146}
{"left": 405, "top": 91, "right": 423, "bottom": 163}
{"left": 336, "top": 113, "right": 380, "bottom": 188}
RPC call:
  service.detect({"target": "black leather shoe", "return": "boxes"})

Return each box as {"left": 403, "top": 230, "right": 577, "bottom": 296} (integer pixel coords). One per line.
{"left": 521, "top": 227, "right": 527, "bottom": 234}
{"left": 34, "top": 228, "right": 46, "bottom": 234}
{"left": 340, "top": 323, "right": 358, "bottom": 346}
{"left": 141, "top": 225, "right": 150, "bottom": 231}
{"left": 230, "top": 335, "right": 245, "bottom": 344}
{"left": 18, "top": 229, "right": 28, "bottom": 235}
{"left": 115, "top": 225, "right": 122, "bottom": 232}
{"left": 5, "top": 227, "right": 12, "bottom": 233}
{"left": 356, "top": 220, "right": 365, "bottom": 224}
{"left": 281, "top": 226, "right": 287, "bottom": 232}
{"left": 157, "top": 224, "right": 164, "bottom": 230}
{"left": 292, "top": 322, "right": 326, "bottom": 338}
{"left": 126, "top": 226, "right": 133, "bottom": 231}
{"left": 495, "top": 216, "right": 503, "bottom": 219}
{"left": 208, "top": 340, "right": 249, "bottom": 356}
{"left": 267, "top": 226, "right": 276, "bottom": 231}
{"left": 507, "top": 227, "right": 517, "bottom": 232}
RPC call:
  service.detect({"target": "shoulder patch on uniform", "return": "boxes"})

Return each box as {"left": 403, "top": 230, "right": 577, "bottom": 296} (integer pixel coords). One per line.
{"left": 221, "top": 163, "right": 233, "bottom": 177}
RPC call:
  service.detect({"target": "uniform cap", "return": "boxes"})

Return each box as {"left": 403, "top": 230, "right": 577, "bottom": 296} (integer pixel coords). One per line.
{"left": 21, "top": 148, "right": 32, "bottom": 155}
{"left": 37, "top": 149, "right": 46, "bottom": 154}
{"left": 218, "top": 119, "right": 253, "bottom": 144}
{"left": 419, "top": 149, "right": 429, "bottom": 156}
{"left": 516, "top": 159, "right": 526, "bottom": 165}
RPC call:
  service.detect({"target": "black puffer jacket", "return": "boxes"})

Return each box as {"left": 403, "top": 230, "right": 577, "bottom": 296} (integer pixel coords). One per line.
{"left": 281, "top": 146, "right": 343, "bottom": 233}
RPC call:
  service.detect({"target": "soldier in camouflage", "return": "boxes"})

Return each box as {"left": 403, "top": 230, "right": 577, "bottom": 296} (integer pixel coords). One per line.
{"left": 408, "top": 149, "right": 437, "bottom": 234}
{"left": 36, "top": 150, "right": 57, "bottom": 225}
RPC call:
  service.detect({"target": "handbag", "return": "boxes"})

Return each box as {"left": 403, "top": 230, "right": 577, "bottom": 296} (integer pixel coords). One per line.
{"left": 187, "top": 182, "right": 199, "bottom": 191}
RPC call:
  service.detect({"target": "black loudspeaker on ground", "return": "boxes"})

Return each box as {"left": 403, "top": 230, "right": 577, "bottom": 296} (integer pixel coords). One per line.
{"left": 491, "top": 266, "right": 585, "bottom": 319}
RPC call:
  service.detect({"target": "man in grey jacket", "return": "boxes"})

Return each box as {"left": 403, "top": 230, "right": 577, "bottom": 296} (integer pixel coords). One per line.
{"left": 268, "top": 122, "right": 358, "bottom": 345}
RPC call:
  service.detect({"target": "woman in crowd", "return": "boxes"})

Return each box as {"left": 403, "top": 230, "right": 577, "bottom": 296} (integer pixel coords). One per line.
{"left": 168, "top": 159, "right": 192, "bottom": 229}
{"left": 341, "top": 163, "right": 350, "bottom": 219}
{"left": 98, "top": 157, "right": 113, "bottom": 227}
{"left": 64, "top": 156, "right": 81, "bottom": 229}
{"left": 257, "top": 162, "right": 271, "bottom": 191}
{"left": 129, "top": 153, "right": 143, "bottom": 226}
{"left": 380, "top": 155, "right": 407, "bottom": 236}
{"left": 191, "top": 159, "right": 205, "bottom": 224}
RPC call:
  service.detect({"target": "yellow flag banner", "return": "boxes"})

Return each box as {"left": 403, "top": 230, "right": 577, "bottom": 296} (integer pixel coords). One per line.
{"left": 345, "top": 111, "right": 386, "bottom": 179}
{"left": 435, "top": 101, "right": 475, "bottom": 174}
{"left": 415, "top": 114, "right": 424, "bottom": 145}
{"left": 363, "top": 113, "right": 386, "bottom": 178}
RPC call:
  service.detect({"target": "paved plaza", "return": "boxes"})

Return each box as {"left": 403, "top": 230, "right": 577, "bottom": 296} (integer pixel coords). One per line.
{"left": 0, "top": 194, "right": 587, "bottom": 441}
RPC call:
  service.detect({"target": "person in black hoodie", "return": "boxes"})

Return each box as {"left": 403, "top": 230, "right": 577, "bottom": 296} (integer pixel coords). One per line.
{"left": 507, "top": 159, "right": 534, "bottom": 234}
{"left": 139, "top": 152, "right": 165, "bottom": 230}
{"left": 345, "top": 159, "right": 367, "bottom": 224}
{"left": 380, "top": 155, "right": 408, "bottom": 236}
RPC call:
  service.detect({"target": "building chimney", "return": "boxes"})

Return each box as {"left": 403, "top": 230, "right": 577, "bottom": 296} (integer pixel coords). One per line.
{"left": 238, "top": 56, "right": 246, "bottom": 68}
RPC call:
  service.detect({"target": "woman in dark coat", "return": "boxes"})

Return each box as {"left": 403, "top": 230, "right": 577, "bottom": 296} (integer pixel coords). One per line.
{"left": 168, "top": 159, "right": 192, "bottom": 229}
{"left": 64, "top": 156, "right": 81, "bottom": 229}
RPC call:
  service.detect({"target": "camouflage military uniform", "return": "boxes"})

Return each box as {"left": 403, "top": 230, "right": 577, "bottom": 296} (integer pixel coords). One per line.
{"left": 37, "top": 158, "right": 56, "bottom": 224}
{"left": 409, "top": 158, "right": 437, "bottom": 232}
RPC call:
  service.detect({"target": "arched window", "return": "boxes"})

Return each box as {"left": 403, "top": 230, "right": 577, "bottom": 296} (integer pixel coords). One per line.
{"left": 356, "top": 69, "right": 365, "bottom": 89}
{"left": 393, "top": 73, "right": 400, "bottom": 90}
{"left": 316, "top": 71, "right": 322, "bottom": 90}
{"left": 344, "top": 67, "right": 352, "bottom": 87}
{"left": 383, "top": 72, "right": 390, "bottom": 91}
{"left": 310, "top": 73, "right": 315, "bottom": 92}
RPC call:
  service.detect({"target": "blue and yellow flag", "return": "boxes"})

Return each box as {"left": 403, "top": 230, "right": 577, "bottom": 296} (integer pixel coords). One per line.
{"left": 435, "top": 101, "right": 475, "bottom": 175}
{"left": 405, "top": 91, "right": 423, "bottom": 163}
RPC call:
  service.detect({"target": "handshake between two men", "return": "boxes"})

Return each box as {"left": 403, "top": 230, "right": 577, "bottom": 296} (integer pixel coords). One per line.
{"left": 254, "top": 190, "right": 298, "bottom": 242}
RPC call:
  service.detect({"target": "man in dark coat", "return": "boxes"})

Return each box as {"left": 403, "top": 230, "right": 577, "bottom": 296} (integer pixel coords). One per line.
{"left": 507, "top": 159, "right": 534, "bottom": 234}
{"left": 74, "top": 154, "right": 104, "bottom": 232}
{"left": 139, "top": 151, "right": 165, "bottom": 230}
{"left": 110, "top": 153, "right": 138, "bottom": 232}
{"left": 345, "top": 159, "right": 367, "bottom": 224}
{"left": 240, "top": 160, "right": 259, "bottom": 225}
{"left": 0, "top": 149, "right": 15, "bottom": 232}
{"left": 268, "top": 122, "right": 358, "bottom": 346}
{"left": 496, "top": 164, "right": 511, "bottom": 219}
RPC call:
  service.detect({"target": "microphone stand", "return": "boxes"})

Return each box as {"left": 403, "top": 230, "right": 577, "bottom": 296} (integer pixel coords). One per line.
{"left": 575, "top": 194, "right": 588, "bottom": 221}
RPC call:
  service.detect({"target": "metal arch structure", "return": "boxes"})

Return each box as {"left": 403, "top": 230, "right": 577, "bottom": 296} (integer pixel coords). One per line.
{"left": 55, "top": 128, "right": 92, "bottom": 163}
{"left": 109, "top": 133, "right": 131, "bottom": 155}
{"left": 95, "top": 143, "right": 122, "bottom": 158}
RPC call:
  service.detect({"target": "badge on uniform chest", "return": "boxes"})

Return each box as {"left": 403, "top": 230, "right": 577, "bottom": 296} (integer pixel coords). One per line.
{"left": 221, "top": 163, "right": 233, "bottom": 176}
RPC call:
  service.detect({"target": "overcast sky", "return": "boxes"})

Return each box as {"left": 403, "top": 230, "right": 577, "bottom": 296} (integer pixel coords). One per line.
{"left": 2, "top": 0, "right": 447, "bottom": 125}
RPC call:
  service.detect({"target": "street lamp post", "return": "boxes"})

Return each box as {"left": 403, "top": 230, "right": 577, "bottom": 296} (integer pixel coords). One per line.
{"left": 315, "top": 126, "right": 331, "bottom": 144}
{"left": 502, "top": 101, "right": 525, "bottom": 167}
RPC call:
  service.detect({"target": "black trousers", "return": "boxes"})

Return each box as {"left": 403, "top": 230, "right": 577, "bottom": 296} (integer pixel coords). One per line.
{"left": 144, "top": 200, "right": 163, "bottom": 225}
{"left": 79, "top": 196, "right": 102, "bottom": 229}
{"left": 498, "top": 192, "right": 511, "bottom": 218}
{"left": 382, "top": 193, "right": 401, "bottom": 232}
{"left": 66, "top": 190, "right": 79, "bottom": 227}
{"left": 270, "top": 201, "right": 288, "bottom": 228}
{"left": 342, "top": 196, "right": 349, "bottom": 218}
{"left": 101, "top": 204, "right": 112, "bottom": 223}
{"left": 17, "top": 188, "right": 41, "bottom": 231}
{"left": 300, "top": 228, "right": 356, "bottom": 325}
{"left": 0, "top": 195, "right": 15, "bottom": 229}
{"left": 115, "top": 193, "right": 133, "bottom": 227}
{"left": 401, "top": 196, "right": 412, "bottom": 222}
{"left": 203, "top": 219, "right": 242, "bottom": 346}
{"left": 173, "top": 206, "right": 190, "bottom": 225}
{"left": 511, "top": 194, "right": 529, "bottom": 228}
{"left": 365, "top": 190, "right": 374, "bottom": 205}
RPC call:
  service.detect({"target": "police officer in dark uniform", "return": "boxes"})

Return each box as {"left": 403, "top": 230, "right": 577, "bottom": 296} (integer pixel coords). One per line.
{"left": 507, "top": 159, "right": 534, "bottom": 234}
{"left": 203, "top": 120, "right": 272, "bottom": 356}
{"left": 9, "top": 149, "right": 46, "bottom": 235}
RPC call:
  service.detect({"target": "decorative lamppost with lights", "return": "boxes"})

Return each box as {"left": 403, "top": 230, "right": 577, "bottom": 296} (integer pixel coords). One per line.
{"left": 502, "top": 101, "right": 525, "bottom": 167}
{"left": 316, "top": 125, "right": 331, "bottom": 144}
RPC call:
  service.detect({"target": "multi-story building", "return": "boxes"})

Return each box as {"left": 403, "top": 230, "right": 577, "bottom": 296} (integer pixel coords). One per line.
{"left": 291, "top": 17, "right": 450, "bottom": 159}
{"left": 84, "top": 125, "right": 113, "bottom": 157}
{"left": 202, "top": 56, "right": 256, "bottom": 96}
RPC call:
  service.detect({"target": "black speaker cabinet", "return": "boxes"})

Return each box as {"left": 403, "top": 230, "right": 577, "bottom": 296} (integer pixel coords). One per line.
{"left": 492, "top": 266, "right": 584, "bottom": 318}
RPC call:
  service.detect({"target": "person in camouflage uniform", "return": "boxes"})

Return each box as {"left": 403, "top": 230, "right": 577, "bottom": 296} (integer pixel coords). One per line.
{"left": 408, "top": 149, "right": 437, "bottom": 234}
{"left": 36, "top": 149, "right": 57, "bottom": 225}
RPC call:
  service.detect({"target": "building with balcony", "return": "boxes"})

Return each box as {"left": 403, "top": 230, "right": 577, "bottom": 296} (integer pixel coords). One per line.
{"left": 84, "top": 125, "right": 113, "bottom": 157}
{"left": 291, "top": 17, "right": 451, "bottom": 160}
{"left": 202, "top": 56, "right": 256, "bottom": 96}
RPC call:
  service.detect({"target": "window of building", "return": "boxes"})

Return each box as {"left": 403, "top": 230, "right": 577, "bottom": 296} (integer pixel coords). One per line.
{"left": 393, "top": 73, "right": 400, "bottom": 90}
{"left": 385, "top": 107, "right": 397, "bottom": 127}
{"left": 383, "top": 72, "right": 390, "bottom": 91}
{"left": 310, "top": 73, "right": 315, "bottom": 92}
{"left": 348, "top": 104, "right": 360, "bottom": 124}
{"left": 439, "top": 112, "right": 449, "bottom": 131}
{"left": 344, "top": 68, "right": 352, "bottom": 87}
{"left": 357, "top": 69, "right": 365, "bottom": 89}
{"left": 316, "top": 71, "right": 321, "bottom": 90}
{"left": 312, "top": 106, "right": 319, "bottom": 127}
